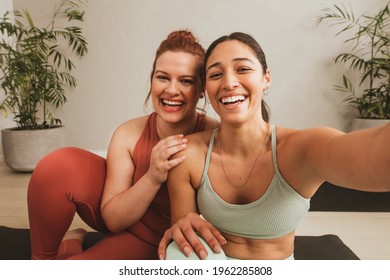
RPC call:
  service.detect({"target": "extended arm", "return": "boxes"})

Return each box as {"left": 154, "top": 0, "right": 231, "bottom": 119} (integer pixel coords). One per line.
{"left": 304, "top": 123, "right": 390, "bottom": 192}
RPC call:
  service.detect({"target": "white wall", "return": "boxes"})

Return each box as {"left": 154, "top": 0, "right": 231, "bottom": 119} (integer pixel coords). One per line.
{"left": 0, "top": 0, "right": 385, "bottom": 160}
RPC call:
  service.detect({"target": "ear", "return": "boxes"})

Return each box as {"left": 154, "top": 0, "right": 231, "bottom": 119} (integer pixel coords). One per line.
{"left": 263, "top": 69, "right": 272, "bottom": 90}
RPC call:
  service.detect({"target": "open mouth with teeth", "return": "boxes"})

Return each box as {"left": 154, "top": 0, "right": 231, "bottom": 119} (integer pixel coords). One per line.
{"left": 220, "top": 95, "right": 247, "bottom": 105}
{"left": 161, "top": 99, "right": 184, "bottom": 110}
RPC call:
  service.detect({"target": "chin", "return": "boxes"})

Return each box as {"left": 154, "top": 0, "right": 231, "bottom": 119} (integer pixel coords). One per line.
{"left": 160, "top": 109, "right": 186, "bottom": 122}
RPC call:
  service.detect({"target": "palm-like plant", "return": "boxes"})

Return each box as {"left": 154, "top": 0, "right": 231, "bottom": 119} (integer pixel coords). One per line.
{"left": 0, "top": 0, "right": 87, "bottom": 129}
{"left": 317, "top": 3, "right": 390, "bottom": 119}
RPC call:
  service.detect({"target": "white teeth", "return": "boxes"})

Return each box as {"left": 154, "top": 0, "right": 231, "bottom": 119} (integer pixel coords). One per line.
{"left": 221, "top": 95, "right": 245, "bottom": 104}
{"left": 162, "top": 99, "right": 183, "bottom": 106}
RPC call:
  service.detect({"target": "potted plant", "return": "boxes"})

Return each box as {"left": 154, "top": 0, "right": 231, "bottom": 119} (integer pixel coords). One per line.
{"left": 317, "top": 3, "right": 390, "bottom": 130}
{"left": 0, "top": 0, "right": 87, "bottom": 171}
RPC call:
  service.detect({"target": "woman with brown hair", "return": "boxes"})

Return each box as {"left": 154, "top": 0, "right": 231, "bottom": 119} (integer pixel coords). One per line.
{"left": 158, "top": 32, "right": 390, "bottom": 260}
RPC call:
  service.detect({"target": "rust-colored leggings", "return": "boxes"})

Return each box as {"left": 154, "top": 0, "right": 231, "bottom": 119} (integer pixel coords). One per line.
{"left": 27, "top": 147, "right": 158, "bottom": 260}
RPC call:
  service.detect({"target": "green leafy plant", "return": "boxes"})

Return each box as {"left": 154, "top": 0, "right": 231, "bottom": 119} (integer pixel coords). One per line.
{"left": 317, "top": 3, "right": 390, "bottom": 119}
{"left": 0, "top": 0, "right": 87, "bottom": 129}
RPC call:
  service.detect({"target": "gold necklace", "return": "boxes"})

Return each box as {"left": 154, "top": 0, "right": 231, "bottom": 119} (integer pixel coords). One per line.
{"left": 219, "top": 125, "right": 270, "bottom": 188}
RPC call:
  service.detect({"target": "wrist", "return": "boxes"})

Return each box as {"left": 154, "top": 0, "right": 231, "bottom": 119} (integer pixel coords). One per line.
{"left": 144, "top": 170, "right": 164, "bottom": 189}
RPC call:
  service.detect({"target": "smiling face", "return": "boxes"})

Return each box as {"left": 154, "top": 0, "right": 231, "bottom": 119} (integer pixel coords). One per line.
{"left": 205, "top": 40, "right": 271, "bottom": 126}
{"left": 151, "top": 51, "right": 202, "bottom": 124}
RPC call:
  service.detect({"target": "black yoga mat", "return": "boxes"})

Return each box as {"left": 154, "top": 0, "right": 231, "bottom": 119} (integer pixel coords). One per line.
{"left": 310, "top": 182, "right": 390, "bottom": 212}
{"left": 0, "top": 226, "right": 358, "bottom": 260}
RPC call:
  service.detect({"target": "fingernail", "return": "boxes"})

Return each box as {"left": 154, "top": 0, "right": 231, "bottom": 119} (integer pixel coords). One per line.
{"left": 159, "top": 254, "right": 164, "bottom": 260}
{"left": 213, "top": 245, "right": 222, "bottom": 254}
{"left": 199, "top": 250, "right": 207, "bottom": 260}
{"left": 183, "top": 247, "right": 192, "bottom": 257}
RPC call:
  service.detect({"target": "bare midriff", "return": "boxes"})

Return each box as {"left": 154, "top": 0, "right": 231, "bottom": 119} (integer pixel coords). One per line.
{"left": 221, "top": 231, "right": 295, "bottom": 260}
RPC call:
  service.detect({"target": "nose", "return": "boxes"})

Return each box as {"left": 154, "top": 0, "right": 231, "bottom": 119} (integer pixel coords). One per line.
{"left": 222, "top": 70, "right": 239, "bottom": 91}
{"left": 165, "top": 81, "right": 180, "bottom": 95}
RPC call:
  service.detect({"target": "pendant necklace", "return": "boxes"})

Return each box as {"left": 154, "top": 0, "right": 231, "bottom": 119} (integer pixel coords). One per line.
{"left": 219, "top": 125, "right": 270, "bottom": 188}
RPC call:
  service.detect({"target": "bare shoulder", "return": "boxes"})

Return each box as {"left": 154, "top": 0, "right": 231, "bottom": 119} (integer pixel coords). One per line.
{"left": 275, "top": 126, "right": 346, "bottom": 196}
{"left": 108, "top": 115, "right": 149, "bottom": 154}
{"left": 185, "top": 129, "right": 215, "bottom": 155}
{"left": 171, "top": 129, "right": 216, "bottom": 186}
{"left": 114, "top": 115, "right": 149, "bottom": 135}
{"left": 203, "top": 115, "right": 219, "bottom": 130}
{"left": 170, "top": 128, "right": 214, "bottom": 161}
{"left": 276, "top": 126, "right": 344, "bottom": 148}
{"left": 275, "top": 125, "right": 345, "bottom": 175}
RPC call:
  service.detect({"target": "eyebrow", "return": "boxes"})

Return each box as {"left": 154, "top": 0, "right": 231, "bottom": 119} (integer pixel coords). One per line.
{"left": 154, "top": 70, "right": 196, "bottom": 79}
{"left": 206, "top": 57, "right": 255, "bottom": 72}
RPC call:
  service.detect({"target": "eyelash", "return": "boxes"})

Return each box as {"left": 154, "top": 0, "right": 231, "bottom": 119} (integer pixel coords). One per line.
{"left": 237, "top": 67, "right": 250, "bottom": 72}
{"left": 208, "top": 72, "right": 222, "bottom": 79}
{"left": 208, "top": 67, "right": 251, "bottom": 79}
{"left": 156, "top": 75, "right": 169, "bottom": 81}
{"left": 156, "top": 76, "right": 194, "bottom": 85}
{"left": 181, "top": 79, "right": 194, "bottom": 85}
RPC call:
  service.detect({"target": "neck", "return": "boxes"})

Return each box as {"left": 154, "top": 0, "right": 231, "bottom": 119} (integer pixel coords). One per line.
{"left": 218, "top": 120, "right": 269, "bottom": 156}
{"left": 156, "top": 113, "right": 198, "bottom": 139}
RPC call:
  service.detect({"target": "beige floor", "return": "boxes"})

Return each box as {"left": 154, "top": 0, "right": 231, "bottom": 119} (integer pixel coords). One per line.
{"left": 1, "top": 161, "right": 389, "bottom": 260}
{"left": 0, "top": 161, "right": 94, "bottom": 231}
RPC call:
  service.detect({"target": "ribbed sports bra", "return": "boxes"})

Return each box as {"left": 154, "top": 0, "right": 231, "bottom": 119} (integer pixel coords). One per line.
{"left": 197, "top": 126, "right": 310, "bottom": 239}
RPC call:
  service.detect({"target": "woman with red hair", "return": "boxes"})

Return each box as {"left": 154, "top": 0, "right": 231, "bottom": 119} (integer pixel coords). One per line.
{"left": 27, "top": 30, "right": 218, "bottom": 259}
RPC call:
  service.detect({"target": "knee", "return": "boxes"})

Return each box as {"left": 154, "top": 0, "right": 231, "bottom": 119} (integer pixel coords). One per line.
{"left": 30, "top": 147, "right": 105, "bottom": 188}
{"left": 35, "top": 147, "right": 102, "bottom": 173}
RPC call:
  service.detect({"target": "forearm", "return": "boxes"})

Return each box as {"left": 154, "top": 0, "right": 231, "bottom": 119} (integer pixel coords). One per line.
{"left": 102, "top": 172, "right": 161, "bottom": 232}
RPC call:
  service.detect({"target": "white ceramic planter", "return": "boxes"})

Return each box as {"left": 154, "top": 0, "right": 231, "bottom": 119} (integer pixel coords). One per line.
{"left": 1, "top": 126, "right": 65, "bottom": 172}
{"left": 351, "top": 118, "right": 390, "bottom": 131}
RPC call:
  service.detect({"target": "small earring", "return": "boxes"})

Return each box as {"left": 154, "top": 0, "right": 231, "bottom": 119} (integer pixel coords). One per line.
{"left": 263, "top": 88, "right": 269, "bottom": 96}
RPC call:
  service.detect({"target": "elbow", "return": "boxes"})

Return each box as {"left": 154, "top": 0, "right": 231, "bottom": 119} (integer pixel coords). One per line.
{"left": 102, "top": 215, "right": 123, "bottom": 234}
{"left": 106, "top": 223, "right": 122, "bottom": 234}
{"left": 101, "top": 207, "right": 123, "bottom": 233}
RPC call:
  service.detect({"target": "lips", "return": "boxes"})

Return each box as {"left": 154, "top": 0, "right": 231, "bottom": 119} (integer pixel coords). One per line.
{"left": 220, "top": 95, "right": 247, "bottom": 105}
{"left": 160, "top": 99, "right": 185, "bottom": 113}
{"left": 162, "top": 99, "right": 184, "bottom": 107}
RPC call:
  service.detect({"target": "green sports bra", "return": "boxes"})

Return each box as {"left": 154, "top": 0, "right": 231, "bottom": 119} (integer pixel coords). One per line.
{"left": 197, "top": 126, "right": 310, "bottom": 239}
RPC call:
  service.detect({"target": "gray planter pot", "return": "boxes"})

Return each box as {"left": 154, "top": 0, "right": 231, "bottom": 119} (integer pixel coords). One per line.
{"left": 351, "top": 118, "right": 390, "bottom": 131}
{"left": 1, "top": 126, "right": 65, "bottom": 172}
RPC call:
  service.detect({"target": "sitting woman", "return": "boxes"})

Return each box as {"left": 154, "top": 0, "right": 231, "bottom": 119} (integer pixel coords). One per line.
{"left": 158, "top": 32, "right": 390, "bottom": 260}
{"left": 27, "top": 30, "right": 218, "bottom": 260}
